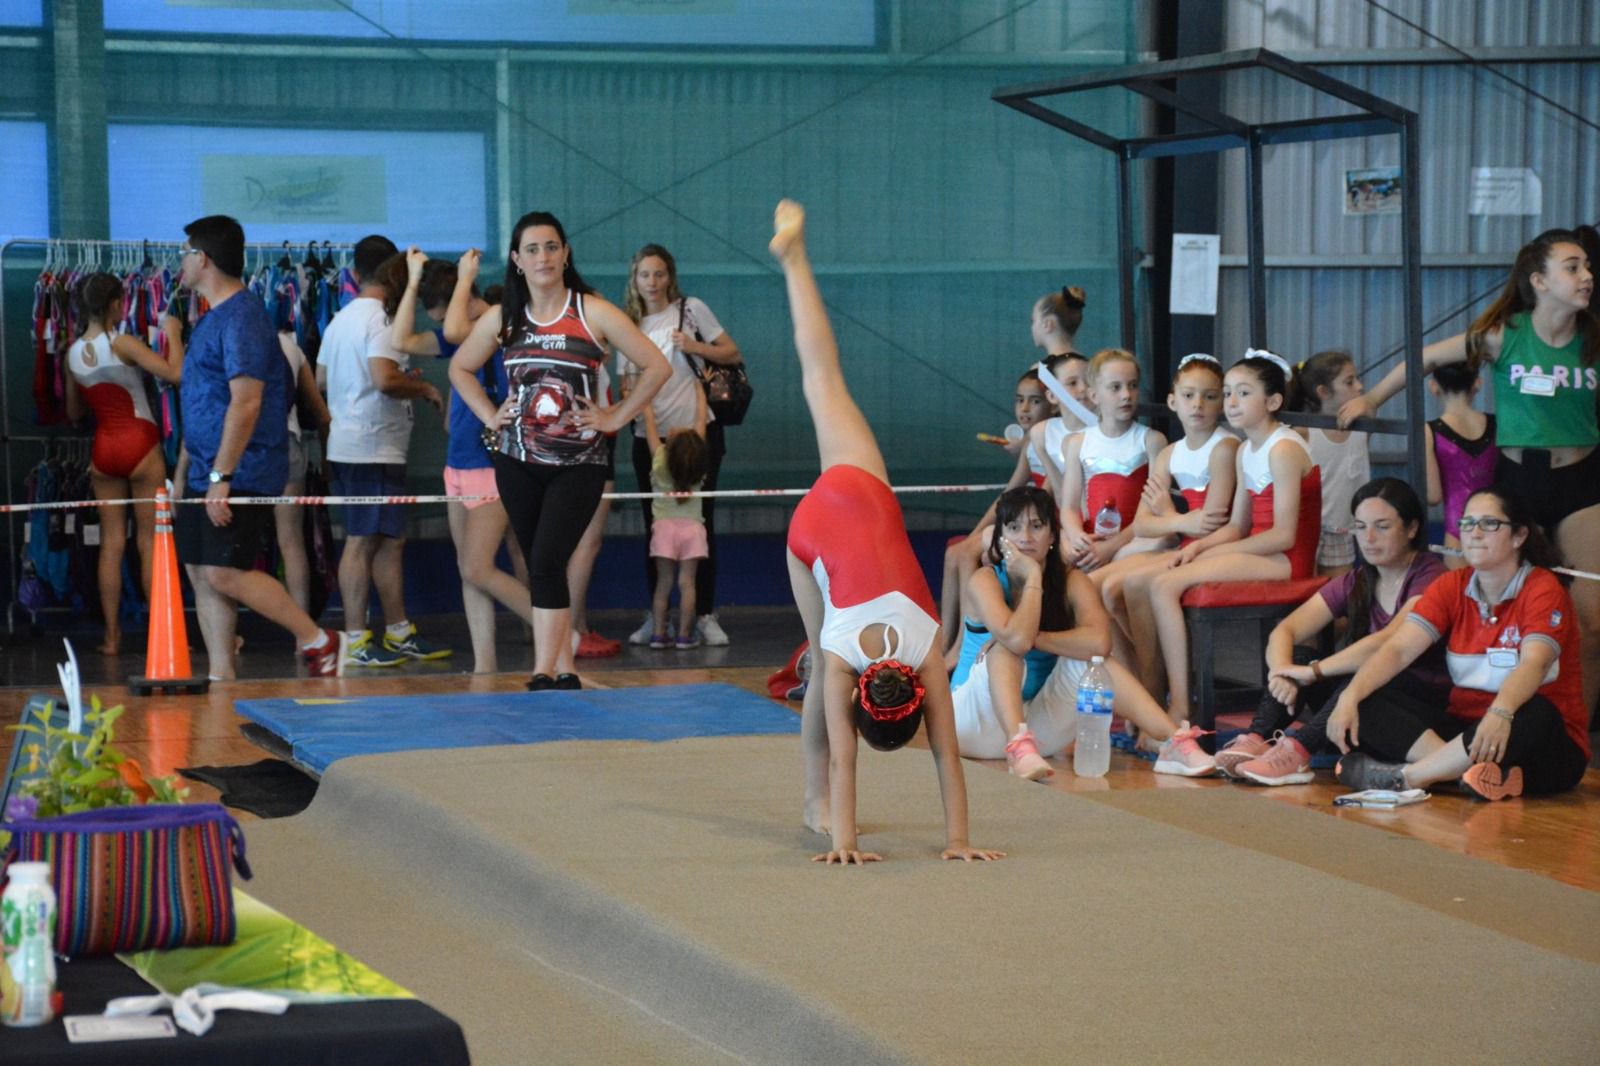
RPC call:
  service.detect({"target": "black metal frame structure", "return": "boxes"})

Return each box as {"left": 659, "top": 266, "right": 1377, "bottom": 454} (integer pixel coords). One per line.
{"left": 994, "top": 47, "right": 1427, "bottom": 486}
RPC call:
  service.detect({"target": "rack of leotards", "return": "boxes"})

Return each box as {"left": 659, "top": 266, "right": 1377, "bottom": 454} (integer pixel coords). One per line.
{"left": 3, "top": 238, "right": 356, "bottom": 630}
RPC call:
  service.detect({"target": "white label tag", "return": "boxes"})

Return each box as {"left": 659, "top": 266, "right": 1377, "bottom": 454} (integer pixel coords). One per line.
{"left": 64, "top": 1015, "right": 179, "bottom": 1043}
{"left": 1487, "top": 648, "right": 1518, "bottom": 669}
{"left": 1519, "top": 373, "right": 1556, "bottom": 397}
{"left": 84, "top": 522, "right": 101, "bottom": 546}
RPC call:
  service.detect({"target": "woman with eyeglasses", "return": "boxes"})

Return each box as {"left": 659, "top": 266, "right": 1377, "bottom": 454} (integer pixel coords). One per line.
{"left": 1326, "top": 487, "right": 1589, "bottom": 801}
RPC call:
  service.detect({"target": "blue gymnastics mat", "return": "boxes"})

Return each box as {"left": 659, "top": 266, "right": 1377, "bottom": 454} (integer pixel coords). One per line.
{"left": 235, "top": 683, "right": 800, "bottom": 775}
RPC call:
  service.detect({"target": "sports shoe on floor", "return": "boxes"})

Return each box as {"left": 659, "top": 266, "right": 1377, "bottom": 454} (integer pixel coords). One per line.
{"left": 383, "top": 624, "right": 453, "bottom": 661}
{"left": 1154, "top": 721, "right": 1217, "bottom": 777}
{"left": 576, "top": 630, "right": 621, "bottom": 658}
{"left": 649, "top": 631, "right": 671, "bottom": 650}
{"left": 527, "top": 673, "right": 555, "bottom": 691}
{"left": 676, "top": 633, "right": 701, "bottom": 650}
{"left": 553, "top": 673, "right": 582, "bottom": 690}
{"left": 1237, "top": 732, "right": 1314, "bottom": 786}
{"left": 1460, "top": 761, "right": 1523, "bottom": 802}
{"left": 628, "top": 612, "right": 657, "bottom": 646}
{"left": 696, "top": 614, "right": 730, "bottom": 646}
{"left": 1005, "top": 727, "right": 1053, "bottom": 781}
{"left": 301, "top": 629, "right": 347, "bottom": 678}
{"left": 1215, "top": 731, "right": 1270, "bottom": 778}
{"left": 345, "top": 631, "right": 407, "bottom": 668}
{"left": 1335, "top": 752, "right": 1408, "bottom": 792}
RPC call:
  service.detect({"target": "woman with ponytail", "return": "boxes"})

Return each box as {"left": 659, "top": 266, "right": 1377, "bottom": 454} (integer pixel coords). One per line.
{"left": 1340, "top": 230, "right": 1598, "bottom": 715}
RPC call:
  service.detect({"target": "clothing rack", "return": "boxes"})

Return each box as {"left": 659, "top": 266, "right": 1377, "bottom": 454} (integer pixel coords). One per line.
{"left": 0, "top": 236, "right": 354, "bottom": 632}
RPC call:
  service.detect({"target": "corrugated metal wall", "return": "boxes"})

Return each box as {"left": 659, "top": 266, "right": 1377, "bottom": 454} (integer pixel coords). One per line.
{"left": 1213, "top": 1, "right": 1600, "bottom": 454}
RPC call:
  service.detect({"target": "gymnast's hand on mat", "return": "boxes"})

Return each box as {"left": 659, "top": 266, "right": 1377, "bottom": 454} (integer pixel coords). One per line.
{"left": 813, "top": 849, "right": 882, "bottom": 866}
{"left": 572, "top": 395, "right": 624, "bottom": 435}
{"left": 941, "top": 845, "right": 1006, "bottom": 863}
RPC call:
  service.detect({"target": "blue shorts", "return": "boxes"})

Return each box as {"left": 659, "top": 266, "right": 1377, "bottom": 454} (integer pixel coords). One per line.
{"left": 330, "top": 461, "right": 407, "bottom": 539}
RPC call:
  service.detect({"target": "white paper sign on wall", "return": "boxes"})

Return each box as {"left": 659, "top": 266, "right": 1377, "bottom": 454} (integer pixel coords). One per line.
{"left": 1470, "top": 168, "right": 1542, "bottom": 216}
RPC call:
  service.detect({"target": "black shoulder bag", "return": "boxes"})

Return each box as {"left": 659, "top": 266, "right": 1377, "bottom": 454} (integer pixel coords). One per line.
{"left": 679, "top": 298, "right": 753, "bottom": 426}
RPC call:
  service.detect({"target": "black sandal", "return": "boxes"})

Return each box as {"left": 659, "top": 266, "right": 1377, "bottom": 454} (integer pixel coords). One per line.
{"left": 526, "top": 673, "right": 556, "bottom": 691}
{"left": 554, "top": 673, "right": 582, "bottom": 690}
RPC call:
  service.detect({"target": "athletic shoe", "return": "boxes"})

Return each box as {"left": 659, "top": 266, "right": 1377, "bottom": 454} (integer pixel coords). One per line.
{"left": 553, "top": 673, "right": 582, "bottom": 690}
{"left": 1335, "top": 752, "right": 1408, "bottom": 792}
{"left": 527, "top": 673, "right": 555, "bottom": 691}
{"left": 1460, "top": 761, "right": 1523, "bottom": 802}
{"left": 383, "top": 624, "right": 453, "bottom": 661}
{"left": 1237, "top": 732, "right": 1314, "bottom": 786}
{"left": 1153, "top": 722, "right": 1217, "bottom": 777}
{"left": 696, "top": 614, "right": 731, "bottom": 647}
{"left": 1215, "top": 731, "right": 1270, "bottom": 778}
{"left": 576, "top": 630, "right": 621, "bottom": 658}
{"left": 649, "top": 632, "right": 671, "bottom": 650}
{"left": 676, "top": 633, "right": 701, "bottom": 650}
{"left": 301, "top": 629, "right": 347, "bottom": 678}
{"left": 628, "top": 612, "right": 657, "bottom": 646}
{"left": 345, "top": 631, "right": 407, "bottom": 668}
{"left": 1005, "top": 727, "right": 1053, "bottom": 781}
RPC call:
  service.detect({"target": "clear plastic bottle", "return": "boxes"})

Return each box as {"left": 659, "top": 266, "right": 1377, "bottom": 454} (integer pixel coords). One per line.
{"left": 2, "top": 862, "right": 57, "bottom": 1028}
{"left": 1093, "top": 501, "right": 1122, "bottom": 538}
{"left": 1074, "top": 656, "right": 1114, "bottom": 778}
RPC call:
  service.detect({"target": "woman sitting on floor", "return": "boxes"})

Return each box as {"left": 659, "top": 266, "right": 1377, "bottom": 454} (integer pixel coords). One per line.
{"left": 950, "top": 485, "right": 1214, "bottom": 780}
{"left": 1328, "top": 486, "right": 1590, "bottom": 801}
{"left": 1215, "top": 478, "right": 1449, "bottom": 785}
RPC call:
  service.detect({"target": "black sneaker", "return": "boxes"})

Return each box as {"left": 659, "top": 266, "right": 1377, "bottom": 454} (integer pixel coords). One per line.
{"left": 1335, "top": 752, "right": 1408, "bottom": 792}
{"left": 554, "top": 673, "right": 582, "bottom": 690}
{"left": 527, "top": 673, "right": 556, "bottom": 692}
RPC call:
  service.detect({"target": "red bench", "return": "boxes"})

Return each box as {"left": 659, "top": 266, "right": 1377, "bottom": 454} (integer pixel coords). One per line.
{"left": 1180, "top": 577, "right": 1330, "bottom": 729}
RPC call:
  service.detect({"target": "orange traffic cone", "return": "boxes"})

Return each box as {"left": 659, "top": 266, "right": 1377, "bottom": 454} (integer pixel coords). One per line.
{"left": 130, "top": 489, "right": 208, "bottom": 695}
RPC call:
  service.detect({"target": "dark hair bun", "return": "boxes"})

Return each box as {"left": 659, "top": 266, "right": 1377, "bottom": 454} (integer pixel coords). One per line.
{"left": 1062, "top": 286, "right": 1087, "bottom": 310}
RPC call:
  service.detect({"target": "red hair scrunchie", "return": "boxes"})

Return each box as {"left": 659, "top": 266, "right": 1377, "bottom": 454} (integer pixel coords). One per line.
{"left": 858, "top": 659, "right": 925, "bottom": 723}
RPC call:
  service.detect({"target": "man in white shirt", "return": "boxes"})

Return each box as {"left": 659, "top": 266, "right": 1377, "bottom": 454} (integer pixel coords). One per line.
{"left": 322, "top": 234, "right": 448, "bottom": 666}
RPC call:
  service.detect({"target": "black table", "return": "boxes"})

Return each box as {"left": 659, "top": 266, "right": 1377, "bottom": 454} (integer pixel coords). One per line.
{"left": 6, "top": 954, "right": 470, "bottom": 1065}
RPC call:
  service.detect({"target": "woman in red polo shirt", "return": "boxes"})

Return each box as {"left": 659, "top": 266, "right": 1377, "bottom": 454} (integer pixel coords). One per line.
{"left": 1326, "top": 487, "right": 1589, "bottom": 800}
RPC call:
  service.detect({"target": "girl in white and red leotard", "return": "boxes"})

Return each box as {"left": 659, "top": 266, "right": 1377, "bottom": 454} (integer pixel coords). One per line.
{"left": 1126, "top": 351, "right": 1321, "bottom": 719}
{"left": 63, "top": 273, "right": 184, "bottom": 655}
{"left": 772, "top": 199, "right": 1001, "bottom": 868}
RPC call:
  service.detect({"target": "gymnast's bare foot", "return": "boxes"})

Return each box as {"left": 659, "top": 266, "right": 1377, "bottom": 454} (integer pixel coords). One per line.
{"left": 803, "top": 797, "right": 830, "bottom": 836}
{"left": 769, "top": 199, "right": 806, "bottom": 261}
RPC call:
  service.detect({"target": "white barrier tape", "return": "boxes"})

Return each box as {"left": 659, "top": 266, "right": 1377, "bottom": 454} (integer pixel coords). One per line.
{"left": 1430, "top": 544, "right": 1599, "bottom": 584}
{"left": 0, "top": 483, "right": 1011, "bottom": 514}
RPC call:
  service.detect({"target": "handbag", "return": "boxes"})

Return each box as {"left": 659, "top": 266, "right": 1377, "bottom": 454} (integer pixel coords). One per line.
{"left": 1, "top": 803, "right": 252, "bottom": 957}
{"left": 679, "top": 298, "right": 753, "bottom": 427}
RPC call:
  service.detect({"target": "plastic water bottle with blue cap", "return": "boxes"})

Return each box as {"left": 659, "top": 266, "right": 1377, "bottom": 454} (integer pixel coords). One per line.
{"left": 1074, "top": 656, "right": 1114, "bottom": 778}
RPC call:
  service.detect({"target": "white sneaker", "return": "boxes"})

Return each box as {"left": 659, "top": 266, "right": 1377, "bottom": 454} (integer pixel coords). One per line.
{"left": 627, "top": 611, "right": 656, "bottom": 646}
{"left": 697, "top": 614, "right": 731, "bottom": 646}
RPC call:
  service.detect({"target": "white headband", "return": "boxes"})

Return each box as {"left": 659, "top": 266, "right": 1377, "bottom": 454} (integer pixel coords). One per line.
{"left": 1244, "top": 347, "right": 1293, "bottom": 376}
{"left": 1176, "top": 353, "right": 1220, "bottom": 372}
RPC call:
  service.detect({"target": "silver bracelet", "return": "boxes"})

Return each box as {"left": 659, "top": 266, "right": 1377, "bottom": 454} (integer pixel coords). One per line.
{"left": 1487, "top": 706, "right": 1515, "bottom": 722}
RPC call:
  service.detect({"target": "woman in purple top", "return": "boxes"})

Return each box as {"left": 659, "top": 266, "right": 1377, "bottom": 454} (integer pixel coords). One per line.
{"left": 1213, "top": 479, "right": 1449, "bottom": 785}
{"left": 1424, "top": 361, "right": 1498, "bottom": 569}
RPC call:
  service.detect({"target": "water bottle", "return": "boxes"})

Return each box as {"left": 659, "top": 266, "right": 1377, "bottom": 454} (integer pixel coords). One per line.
{"left": 1093, "top": 501, "right": 1122, "bottom": 538}
{"left": 2, "top": 862, "right": 58, "bottom": 1028}
{"left": 1074, "top": 656, "right": 1114, "bottom": 778}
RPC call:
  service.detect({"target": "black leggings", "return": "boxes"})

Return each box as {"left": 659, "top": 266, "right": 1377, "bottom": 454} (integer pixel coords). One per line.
{"left": 1250, "top": 669, "right": 1448, "bottom": 756}
{"left": 491, "top": 454, "right": 608, "bottom": 611}
{"left": 1354, "top": 689, "right": 1588, "bottom": 795}
{"left": 633, "top": 420, "right": 725, "bottom": 612}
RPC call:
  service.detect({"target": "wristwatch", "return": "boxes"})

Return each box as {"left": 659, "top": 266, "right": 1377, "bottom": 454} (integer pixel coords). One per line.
{"left": 207, "top": 470, "right": 233, "bottom": 485}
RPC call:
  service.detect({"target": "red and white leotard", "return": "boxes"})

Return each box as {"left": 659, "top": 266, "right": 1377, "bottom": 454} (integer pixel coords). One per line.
{"left": 1167, "top": 426, "right": 1231, "bottom": 547}
{"left": 1240, "top": 425, "right": 1321, "bottom": 579}
{"left": 1024, "top": 417, "right": 1075, "bottom": 489}
{"left": 1079, "top": 423, "right": 1151, "bottom": 524}
{"left": 787, "top": 465, "right": 939, "bottom": 674}
{"left": 66, "top": 333, "right": 160, "bottom": 479}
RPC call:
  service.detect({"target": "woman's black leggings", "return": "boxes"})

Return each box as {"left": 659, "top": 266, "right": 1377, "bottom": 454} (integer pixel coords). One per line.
{"left": 1354, "top": 689, "right": 1588, "bottom": 795}
{"left": 633, "top": 420, "right": 725, "bottom": 612}
{"left": 1250, "top": 669, "right": 1447, "bottom": 756}
{"left": 491, "top": 454, "right": 608, "bottom": 611}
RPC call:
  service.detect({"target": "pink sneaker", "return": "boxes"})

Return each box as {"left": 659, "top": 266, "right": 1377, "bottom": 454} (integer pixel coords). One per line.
{"left": 1237, "top": 732, "right": 1314, "bottom": 786}
{"left": 1005, "top": 727, "right": 1053, "bottom": 781}
{"left": 1154, "top": 721, "right": 1216, "bottom": 777}
{"left": 1215, "top": 732, "right": 1270, "bottom": 779}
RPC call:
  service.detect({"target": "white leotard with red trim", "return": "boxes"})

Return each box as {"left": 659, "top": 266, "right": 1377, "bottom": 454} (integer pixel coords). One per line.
{"left": 788, "top": 465, "right": 939, "bottom": 675}
{"left": 1080, "top": 423, "right": 1151, "bottom": 523}
{"left": 1167, "top": 426, "right": 1231, "bottom": 545}
{"left": 1240, "top": 425, "right": 1321, "bottom": 579}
